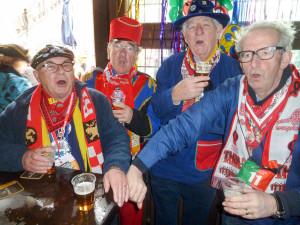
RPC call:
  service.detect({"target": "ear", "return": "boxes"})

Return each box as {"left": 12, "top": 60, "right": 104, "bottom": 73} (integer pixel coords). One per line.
{"left": 33, "top": 69, "right": 41, "bottom": 83}
{"left": 280, "top": 50, "right": 292, "bottom": 69}
{"left": 217, "top": 24, "right": 225, "bottom": 40}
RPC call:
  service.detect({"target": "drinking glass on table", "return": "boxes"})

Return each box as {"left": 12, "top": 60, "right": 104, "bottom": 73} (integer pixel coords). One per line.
{"left": 194, "top": 62, "right": 212, "bottom": 100}
{"left": 71, "top": 173, "right": 96, "bottom": 211}
{"left": 42, "top": 145, "right": 55, "bottom": 174}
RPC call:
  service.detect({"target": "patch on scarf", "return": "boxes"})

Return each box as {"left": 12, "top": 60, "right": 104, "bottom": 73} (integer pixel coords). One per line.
{"left": 26, "top": 127, "right": 37, "bottom": 146}
{"left": 83, "top": 119, "right": 99, "bottom": 143}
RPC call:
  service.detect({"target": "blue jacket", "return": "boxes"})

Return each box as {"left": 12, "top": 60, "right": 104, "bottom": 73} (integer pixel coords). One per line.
{"left": 150, "top": 52, "right": 242, "bottom": 183}
{"left": 0, "top": 81, "right": 131, "bottom": 174}
{"left": 135, "top": 74, "right": 300, "bottom": 224}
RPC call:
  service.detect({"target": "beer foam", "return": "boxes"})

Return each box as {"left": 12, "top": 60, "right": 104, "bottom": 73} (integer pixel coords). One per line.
{"left": 74, "top": 182, "right": 95, "bottom": 195}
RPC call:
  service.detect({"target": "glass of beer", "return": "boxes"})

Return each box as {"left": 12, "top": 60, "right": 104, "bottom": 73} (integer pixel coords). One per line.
{"left": 71, "top": 173, "right": 96, "bottom": 212}
{"left": 43, "top": 145, "right": 55, "bottom": 174}
{"left": 194, "top": 62, "right": 212, "bottom": 100}
{"left": 194, "top": 62, "right": 212, "bottom": 77}
{"left": 111, "top": 87, "right": 125, "bottom": 110}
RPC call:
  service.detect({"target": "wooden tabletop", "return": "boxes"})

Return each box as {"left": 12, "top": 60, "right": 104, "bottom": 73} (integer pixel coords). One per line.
{"left": 0, "top": 167, "right": 117, "bottom": 225}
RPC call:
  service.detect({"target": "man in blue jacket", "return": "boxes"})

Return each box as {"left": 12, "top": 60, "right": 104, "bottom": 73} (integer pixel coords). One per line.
{"left": 136, "top": 0, "right": 241, "bottom": 224}
{"left": 0, "top": 45, "right": 131, "bottom": 208}
{"left": 128, "top": 21, "right": 300, "bottom": 224}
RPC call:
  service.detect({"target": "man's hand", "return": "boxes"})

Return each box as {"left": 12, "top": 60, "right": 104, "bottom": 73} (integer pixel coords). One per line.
{"left": 112, "top": 102, "right": 133, "bottom": 124}
{"left": 172, "top": 76, "right": 210, "bottom": 104}
{"left": 103, "top": 167, "right": 129, "bottom": 207}
{"left": 222, "top": 188, "right": 277, "bottom": 219}
{"left": 22, "top": 146, "right": 53, "bottom": 173}
{"left": 127, "top": 165, "right": 147, "bottom": 209}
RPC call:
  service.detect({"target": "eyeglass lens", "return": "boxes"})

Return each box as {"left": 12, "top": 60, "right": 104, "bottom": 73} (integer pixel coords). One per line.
{"left": 45, "top": 62, "right": 73, "bottom": 73}
{"left": 238, "top": 47, "right": 283, "bottom": 63}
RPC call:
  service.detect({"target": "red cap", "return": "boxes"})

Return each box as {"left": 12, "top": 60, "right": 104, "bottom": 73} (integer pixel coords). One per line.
{"left": 109, "top": 17, "right": 143, "bottom": 46}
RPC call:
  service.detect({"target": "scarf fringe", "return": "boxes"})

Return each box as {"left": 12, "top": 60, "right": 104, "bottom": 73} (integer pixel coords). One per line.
{"left": 211, "top": 176, "right": 225, "bottom": 190}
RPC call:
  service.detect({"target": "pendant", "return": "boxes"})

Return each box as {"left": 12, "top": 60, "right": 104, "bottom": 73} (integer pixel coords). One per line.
{"left": 247, "top": 130, "right": 255, "bottom": 142}
{"left": 59, "top": 139, "right": 71, "bottom": 154}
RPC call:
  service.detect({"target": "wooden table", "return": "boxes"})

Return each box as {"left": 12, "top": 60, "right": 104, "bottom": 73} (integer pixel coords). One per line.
{"left": 0, "top": 167, "right": 117, "bottom": 225}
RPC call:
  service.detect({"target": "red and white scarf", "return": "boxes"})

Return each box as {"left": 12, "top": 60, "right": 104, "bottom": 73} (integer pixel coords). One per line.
{"left": 96, "top": 62, "right": 142, "bottom": 156}
{"left": 181, "top": 45, "right": 220, "bottom": 112}
{"left": 212, "top": 65, "right": 300, "bottom": 193}
{"left": 25, "top": 85, "right": 104, "bottom": 173}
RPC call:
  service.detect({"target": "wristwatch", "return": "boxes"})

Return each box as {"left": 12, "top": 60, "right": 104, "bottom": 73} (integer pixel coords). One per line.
{"left": 272, "top": 193, "right": 285, "bottom": 218}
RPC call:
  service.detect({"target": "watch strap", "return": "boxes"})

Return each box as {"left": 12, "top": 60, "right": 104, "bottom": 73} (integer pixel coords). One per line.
{"left": 272, "top": 193, "right": 285, "bottom": 218}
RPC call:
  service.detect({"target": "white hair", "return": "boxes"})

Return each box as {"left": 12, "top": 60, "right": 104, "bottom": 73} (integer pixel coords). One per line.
{"left": 181, "top": 17, "right": 221, "bottom": 33}
{"left": 235, "top": 21, "right": 296, "bottom": 53}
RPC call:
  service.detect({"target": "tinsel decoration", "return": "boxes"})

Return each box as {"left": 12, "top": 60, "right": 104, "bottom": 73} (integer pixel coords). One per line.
{"left": 160, "top": 0, "right": 168, "bottom": 63}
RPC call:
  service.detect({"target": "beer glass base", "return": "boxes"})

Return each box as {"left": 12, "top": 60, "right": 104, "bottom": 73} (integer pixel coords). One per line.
{"left": 47, "top": 167, "right": 55, "bottom": 174}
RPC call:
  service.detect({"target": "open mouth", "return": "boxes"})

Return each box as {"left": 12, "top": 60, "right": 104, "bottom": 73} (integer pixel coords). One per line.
{"left": 57, "top": 80, "right": 66, "bottom": 85}
{"left": 196, "top": 40, "right": 204, "bottom": 45}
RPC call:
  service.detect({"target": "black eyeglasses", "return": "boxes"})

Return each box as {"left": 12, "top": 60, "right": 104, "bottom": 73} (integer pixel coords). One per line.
{"left": 39, "top": 62, "right": 74, "bottom": 73}
{"left": 237, "top": 46, "right": 285, "bottom": 63}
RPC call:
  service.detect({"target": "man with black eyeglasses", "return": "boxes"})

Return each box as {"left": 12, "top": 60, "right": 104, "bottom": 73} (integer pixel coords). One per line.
{"left": 0, "top": 44, "right": 132, "bottom": 209}
{"left": 127, "top": 21, "right": 300, "bottom": 224}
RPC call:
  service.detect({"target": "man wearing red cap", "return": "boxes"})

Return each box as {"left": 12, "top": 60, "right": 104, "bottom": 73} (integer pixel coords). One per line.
{"left": 94, "top": 17, "right": 160, "bottom": 225}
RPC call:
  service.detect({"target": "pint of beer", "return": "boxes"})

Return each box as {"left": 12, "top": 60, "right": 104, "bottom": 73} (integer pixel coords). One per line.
{"left": 194, "top": 62, "right": 212, "bottom": 77}
{"left": 71, "top": 173, "right": 96, "bottom": 211}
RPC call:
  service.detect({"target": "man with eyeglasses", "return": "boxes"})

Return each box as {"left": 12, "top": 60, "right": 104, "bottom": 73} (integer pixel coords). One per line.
{"left": 0, "top": 44, "right": 132, "bottom": 209}
{"left": 93, "top": 17, "right": 160, "bottom": 225}
{"left": 127, "top": 21, "right": 300, "bottom": 224}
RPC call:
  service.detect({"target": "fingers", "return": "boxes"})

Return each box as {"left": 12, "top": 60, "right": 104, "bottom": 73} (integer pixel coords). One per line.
{"left": 129, "top": 182, "right": 147, "bottom": 203}
{"left": 136, "top": 202, "right": 143, "bottom": 210}
{"left": 127, "top": 165, "right": 147, "bottom": 206}
{"left": 172, "top": 77, "right": 210, "bottom": 102}
{"left": 112, "top": 104, "right": 133, "bottom": 124}
{"left": 103, "top": 167, "right": 128, "bottom": 207}
{"left": 22, "top": 148, "right": 53, "bottom": 173}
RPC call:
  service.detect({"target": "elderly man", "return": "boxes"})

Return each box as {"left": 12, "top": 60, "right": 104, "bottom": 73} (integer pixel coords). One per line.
{"left": 128, "top": 20, "right": 300, "bottom": 224}
{"left": 0, "top": 45, "right": 131, "bottom": 208}
{"left": 94, "top": 17, "right": 160, "bottom": 225}
{"left": 137, "top": 0, "right": 241, "bottom": 224}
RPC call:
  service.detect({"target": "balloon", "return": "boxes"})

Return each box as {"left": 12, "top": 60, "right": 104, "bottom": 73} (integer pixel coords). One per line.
{"left": 182, "top": 0, "right": 192, "bottom": 16}
{"left": 219, "top": 24, "right": 240, "bottom": 55}
{"left": 217, "top": 0, "right": 233, "bottom": 11}
{"left": 169, "top": 7, "right": 179, "bottom": 22}
{"left": 170, "top": 0, "right": 179, "bottom": 7}
{"left": 215, "top": 6, "right": 229, "bottom": 15}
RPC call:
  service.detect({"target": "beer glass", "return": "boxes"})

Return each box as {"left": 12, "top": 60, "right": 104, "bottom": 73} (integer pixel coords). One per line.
{"left": 111, "top": 87, "right": 125, "bottom": 110}
{"left": 71, "top": 173, "right": 96, "bottom": 211}
{"left": 194, "top": 62, "right": 212, "bottom": 77}
{"left": 194, "top": 62, "right": 212, "bottom": 99}
{"left": 43, "top": 145, "right": 55, "bottom": 174}
{"left": 222, "top": 177, "right": 245, "bottom": 197}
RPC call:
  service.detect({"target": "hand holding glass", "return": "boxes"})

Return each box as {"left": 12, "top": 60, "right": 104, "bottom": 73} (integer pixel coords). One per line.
{"left": 194, "top": 62, "right": 212, "bottom": 99}
{"left": 111, "top": 93, "right": 125, "bottom": 110}
{"left": 222, "top": 177, "right": 245, "bottom": 197}
{"left": 42, "top": 145, "right": 55, "bottom": 174}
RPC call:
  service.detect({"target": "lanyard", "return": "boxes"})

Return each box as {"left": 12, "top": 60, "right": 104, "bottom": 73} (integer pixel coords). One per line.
{"left": 51, "top": 92, "right": 74, "bottom": 152}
